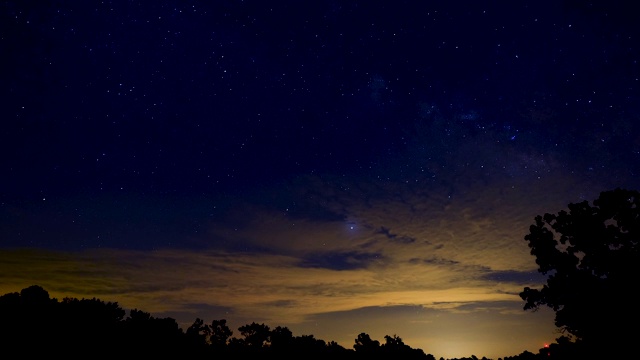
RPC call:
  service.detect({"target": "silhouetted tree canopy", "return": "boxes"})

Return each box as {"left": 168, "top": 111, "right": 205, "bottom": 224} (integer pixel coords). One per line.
{"left": 0, "top": 285, "right": 439, "bottom": 359}
{"left": 520, "top": 188, "right": 640, "bottom": 358}
{"left": 5, "top": 276, "right": 615, "bottom": 360}
{"left": 210, "top": 318, "right": 234, "bottom": 346}
{"left": 353, "top": 332, "right": 380, "bottom": 353}
{"left": 237, "top": 321, "right": 271, "bottom": 349}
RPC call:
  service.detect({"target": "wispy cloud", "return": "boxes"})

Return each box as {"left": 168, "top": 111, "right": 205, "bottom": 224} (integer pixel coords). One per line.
{"left": 0, "top": 171, "right": 592, "bottom": 358}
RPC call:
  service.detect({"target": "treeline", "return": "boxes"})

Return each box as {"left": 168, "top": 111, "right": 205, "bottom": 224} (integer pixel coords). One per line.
{"left": 0, "top": 285, "right": 577, "bottom": 360}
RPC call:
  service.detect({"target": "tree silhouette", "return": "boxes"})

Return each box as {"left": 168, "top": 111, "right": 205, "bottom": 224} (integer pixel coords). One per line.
{"left": 0, "top": 285, "right": 58, "bottom": 356}
{"left": 121, "top": 308, "right": 186, "bottom": 357}
{"left": 0, "top": 285, "right": 131, "bottom": 357}
{"left": 326, "top": 340, "right": 353, "bottom": 357}
{"left": 0, "top": 285, "right": 452, "bottom": 359}
{"left": 294, "top": 334, "right": 327, "bottom": 353}
{"left": 57, "top": 296, "right": 126, "bottom": 356}
{"left": 185, "top": 317, "right": 212, "bottom": 355}
{"left": 382, "top": 334, "right": 435, "bottom": 360}
{"left": 353, "top": 332, "right": 380, "bottom": 354}
{"left": 520, "top": 187, "right": 640, "bottom": 358}
{"left": 210, "top": 318, "right": 233, "bottom": 348}
{"left": 237, "top": 321, "right": 271, "bottom": 349}
{"left": 270, "top": 325, "right": 295, "bottom": 351}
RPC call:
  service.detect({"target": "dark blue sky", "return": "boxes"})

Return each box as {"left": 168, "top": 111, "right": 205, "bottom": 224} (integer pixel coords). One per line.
{"left": 3, "top": 1, "right": 638, "bottom": 250}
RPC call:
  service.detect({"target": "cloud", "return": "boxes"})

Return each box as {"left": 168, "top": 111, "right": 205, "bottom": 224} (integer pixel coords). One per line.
{"left": 0, "top": 243, "right": 537, "bottom": 327}
{"left": 0, "top": 170, "right": 591, "bottom": 358}
{"left": 0, "top": 170, "right": 578, "bottom": 323}
{"left": 298, "top": 250, "right": 383, "bottom": 270}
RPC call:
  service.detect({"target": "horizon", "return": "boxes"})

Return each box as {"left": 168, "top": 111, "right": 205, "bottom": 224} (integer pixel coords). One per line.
{"left": 2, "top": 283, "right": 557, "bottom": 359}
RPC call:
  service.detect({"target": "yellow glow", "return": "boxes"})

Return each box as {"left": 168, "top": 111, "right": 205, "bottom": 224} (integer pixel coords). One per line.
{"left": 0, "top": 177, "right": 575, "bottom": 359}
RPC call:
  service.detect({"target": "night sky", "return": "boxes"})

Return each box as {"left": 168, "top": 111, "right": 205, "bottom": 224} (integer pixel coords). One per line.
{"left": 2, "top": 1, "right": 639, "bottom": 358}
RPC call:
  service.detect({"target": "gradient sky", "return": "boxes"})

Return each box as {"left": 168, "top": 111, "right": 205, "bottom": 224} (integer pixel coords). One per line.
{"left": 1, "top": 1, "right": 639, "bottom": 359}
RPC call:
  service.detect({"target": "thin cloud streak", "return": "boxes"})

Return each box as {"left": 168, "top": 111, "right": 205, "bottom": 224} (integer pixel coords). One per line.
{"left": 0, "top": 240, "right": 543, "bottom": 325}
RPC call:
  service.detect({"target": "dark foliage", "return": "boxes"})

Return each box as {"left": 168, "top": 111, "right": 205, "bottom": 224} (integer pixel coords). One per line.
{"left": 520, "top": 188, "right": 640, "bottom": 359}
{"left": 0, "top": 285, "right": 616, "bottom": 360}
{"left": 0, "top": 285, "right": 434, "bottom": 360}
